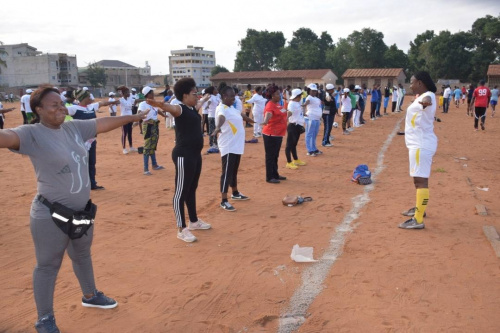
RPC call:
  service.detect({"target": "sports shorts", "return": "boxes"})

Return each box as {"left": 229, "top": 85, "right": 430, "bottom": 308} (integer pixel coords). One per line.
{"left": 408, "top": 148, "right": 435, "bottom": 178}
{"left": 491, "top": 100, "right": 498, "bottom": 106}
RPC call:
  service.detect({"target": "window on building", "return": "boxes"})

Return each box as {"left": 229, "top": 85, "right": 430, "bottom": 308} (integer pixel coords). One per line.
{"left": 52, "top": 76, "right": 56, "bottom": 80}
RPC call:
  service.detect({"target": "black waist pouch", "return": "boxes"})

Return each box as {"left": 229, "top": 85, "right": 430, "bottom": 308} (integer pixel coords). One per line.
{"left": 40, "top": 195, "right": 97, "bottom": 239}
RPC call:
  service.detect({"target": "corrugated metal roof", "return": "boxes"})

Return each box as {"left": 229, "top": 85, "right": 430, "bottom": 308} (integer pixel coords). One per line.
{"left": 95, "top": 60, "right": 136, "bottom": 68}
{"left": 487, "top": 64, "right": 500, "bottom": 76}
{"left": 211, "top": 69, "right": 334, "bottom": 80}
{"left": 342, "top": 68, "right": 404, "bottom": 78}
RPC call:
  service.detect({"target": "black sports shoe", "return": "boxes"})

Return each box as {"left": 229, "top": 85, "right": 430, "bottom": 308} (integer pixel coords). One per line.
{"left": 267, "top": 179, "right": 280, "bottom": 184}
{"left": 91, "top": 185, "right": 105, "bottom": 191}
{"left": 82, "top": 290, "right": 118, "bottom": 309}
{"left": 401, "top": 207, "right": 426, "bottom": 217}
{"left": 220, "top": 201, "right": 236, "bottom": 211}
{"left": 277, "top": 176, "right": 287, "bottom": 180}
{"left": 35, "top": 314, "right": 60, "bottom": 333}
{"left": 398, "top": 217, "right": 425, "bottom": 229}
{"left": 231, "top": 193, "right": 249, "bottom": 200}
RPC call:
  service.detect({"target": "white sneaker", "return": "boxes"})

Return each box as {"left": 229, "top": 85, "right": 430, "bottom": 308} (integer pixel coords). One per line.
{"left": 177, "top": 228, "right": 197, "bottom": 242}
{"left": 347, "top": 127, "right": 354, "bottom": 132}
{"left": 129, "top": 147, "right": 138, "bottom": 152}
{"left": 123, "top": 148, "right": 129, "bottom": 154}
{"left": 188, "top": 219, "right": 212, "bottom": 230}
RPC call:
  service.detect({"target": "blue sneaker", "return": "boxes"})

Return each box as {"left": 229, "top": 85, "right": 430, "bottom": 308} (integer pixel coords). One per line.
{"left": 82, "top": 290, "right": 118, "bottom": 309}
{"left": 35, "top": 314, "right": 60, "bottom": 333}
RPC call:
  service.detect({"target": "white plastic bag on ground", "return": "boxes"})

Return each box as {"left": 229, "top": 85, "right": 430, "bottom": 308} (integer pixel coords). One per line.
{"left": 290, "top": 244, "right": 317, "bottom": 263}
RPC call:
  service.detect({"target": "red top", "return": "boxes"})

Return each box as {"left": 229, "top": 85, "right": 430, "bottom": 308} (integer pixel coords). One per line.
{"left": 262, "top": 101, "right": 287, "bottom": 137}
{"left": 473, "top": 87, "right": 491, "bottom": 107}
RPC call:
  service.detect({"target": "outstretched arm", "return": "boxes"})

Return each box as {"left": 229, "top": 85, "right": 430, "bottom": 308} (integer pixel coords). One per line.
{"left": 0, "top": 107, "right": 15, "bottom": 114}
{"left": 96, "top": 110, "right": 149, "bottom": 134}
{"left": 0, "top": 130, "right": 20, "bottom": 150}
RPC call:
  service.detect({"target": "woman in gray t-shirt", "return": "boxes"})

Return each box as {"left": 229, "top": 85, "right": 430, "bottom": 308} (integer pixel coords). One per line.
{"left": 0, "top": 86, "right": 148, "bottom": 333}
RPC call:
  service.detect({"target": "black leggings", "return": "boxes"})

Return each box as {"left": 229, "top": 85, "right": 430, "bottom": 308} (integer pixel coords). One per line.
{"left": 220, "top": 153, "right": 241, "bottom": 194}
{"left": 0, "top": 117, "right": 3, "bottom": 129}
{"left": 172, "top": 151, "right": 202, "bottom": 228}
{"left": 392, "top": 101, "right": 397, "bottom": 112}
{"left": 21, "top": 111, "right": 28, "bottom": 124}
{"left": 474, "top": 107, "right": 486, "bottom": 128}
{"left": 263, "top": 135, "right": 283, "bottom": 181}
{"left": 285, "top": 123, "right": 302, "bottom": 163}
{"left": 202, "top": 114, "right": 209, "bottom": 133}
{"left": 122, "top": 122, "right": 133, "bottom": 148}
{"left": 370, "top": 102, "right": 377, "bottom": 118}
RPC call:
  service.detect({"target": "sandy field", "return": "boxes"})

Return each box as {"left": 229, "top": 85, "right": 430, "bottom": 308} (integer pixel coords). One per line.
{"left": 0, "top": 95, "right": 499, "bottom": 333}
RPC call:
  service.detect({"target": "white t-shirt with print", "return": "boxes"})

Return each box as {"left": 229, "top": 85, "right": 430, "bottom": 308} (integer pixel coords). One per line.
{"left": 405, "top": 91, "right": 437, "bottom": 152}
{"left": 287, "top": 100, "right": 304, "bottom": 126}
{"left": 206, "top": 95, "right": 220, "bottom": 118}
{"left": 215, "top": 103, "right": 245, "bottom": 156}
{"left": 119, "top": 96, "right": 134, "bottom": 116}
{"left": 21, "top": 94, "right": 32, "bottom": 113}
{"left": 108, "top": 98, "right": 117, "bottom": 113}
{"left": 341, "top": 95, "right": 352, "bottom": 113}
{"left": 305, "top": 95, "right": 322, "bottom": 120}
{"left": 138, "top": 101, "right": 159, "bottom": 121}
{"left": 246, "top": 93, "right": 267, "bottom": 115}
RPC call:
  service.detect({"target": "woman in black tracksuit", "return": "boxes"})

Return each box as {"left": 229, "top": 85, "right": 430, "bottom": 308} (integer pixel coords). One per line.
{"left": 147, "top": 78, "right": 211, "bottom": 243}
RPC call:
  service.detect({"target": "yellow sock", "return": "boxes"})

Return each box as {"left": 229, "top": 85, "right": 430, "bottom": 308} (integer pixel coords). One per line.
{"left": 414, "top": 188, "right": 429, "bottom": 223}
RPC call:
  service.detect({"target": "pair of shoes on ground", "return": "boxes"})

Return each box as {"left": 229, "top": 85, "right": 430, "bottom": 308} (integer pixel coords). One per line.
{"left": 267, "top": 175, "right": 287, "bottom": 184}
{"left": 322, "top": 143, "right": 333, "bottom": 147}
{"left": 91, "top": 185, "right": 104, "bottom": 190}
{"left": 220, "top": 193, "right": 249, "bottom": 212}
{"left": 177, "top": 219, "right": 212, "bottom": 242}
{"left": 398, "top": 207, "right": 426, "bottom": 229}
{"left": 144, "top": 165, "right": 165, "bottom": 175}
{"left": 286, "top": 159, "right": 307, "bottom": 169}
{"left": 35, "top": 291, "right": 117, "bottom": 333}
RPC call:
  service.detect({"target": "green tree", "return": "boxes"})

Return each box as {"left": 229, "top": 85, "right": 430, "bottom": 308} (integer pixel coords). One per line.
{"left": 347, "top": 28, "right": 388, "bottom": 68}
{"left": 86, "top": 62, "right": 107, "bottom": 88}
{"left": 210, "top": 65, "right": 229, "bottom": 77}
{"left": 384, "top": 44, "right": 409, "bottom": 70}
{"left": 277, "top": 28, "right": 334, "bottom": 70}
{"left": 234, "top": 29, "right": 285, "bottom": 71}
{"left": 325, "top": 38, "right": 353, "bottom": 83}
{"left": 469, "top": 14, "right": 500, "bottom": 82}
{"left": 408, "top": 30, "right": 435, "bottom": 74}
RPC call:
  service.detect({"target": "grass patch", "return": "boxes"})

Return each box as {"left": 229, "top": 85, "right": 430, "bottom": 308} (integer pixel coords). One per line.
{"left": 435, "top": 168, "right": 446, "bottom": 173}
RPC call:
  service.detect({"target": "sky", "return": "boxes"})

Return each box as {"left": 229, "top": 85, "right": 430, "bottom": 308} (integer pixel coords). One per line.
{"left": 1, "top": 0, "right": 498, "bottom": 76}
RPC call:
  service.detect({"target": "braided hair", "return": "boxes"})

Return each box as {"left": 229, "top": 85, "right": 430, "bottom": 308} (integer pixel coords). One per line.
{"left": 414, "top": 71, "right": 437, "bottom": 93}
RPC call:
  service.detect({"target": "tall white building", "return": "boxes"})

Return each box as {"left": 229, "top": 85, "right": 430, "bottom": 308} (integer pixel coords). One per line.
{"left": 169, "top": 46, "right": 215, "bottom": 88}
{"left": 0, "top": 43, "right": 78, "bottom": 89}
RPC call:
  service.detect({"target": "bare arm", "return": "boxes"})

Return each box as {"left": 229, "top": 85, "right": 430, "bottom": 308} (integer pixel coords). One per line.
{"left": 261, "top": 112, "right": 272, "bottom": 126}
{"left": 241, "top": 112, "right": 254, "bottom": 124}
{"left": 212, "top": 114, "right": 225, "bottom": 137}
{"left": 0, "top": 129, "right": 20, "bottom": 150}
{"left": 146, "top": 99, "right": 182, "bottom": 117}
{"left": 0, "top": 107, "right": 15, "bottom": 114}
{"left": 96, "top": 111, "right": 148, "bottom": 134}
{"left": 98, "top": 100, "right": 120, "bottom": 108}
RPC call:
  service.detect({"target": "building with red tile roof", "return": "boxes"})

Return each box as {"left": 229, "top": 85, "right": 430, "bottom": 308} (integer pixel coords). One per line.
{"left": 342, "top": 68, "right": 406, "bottom": 89}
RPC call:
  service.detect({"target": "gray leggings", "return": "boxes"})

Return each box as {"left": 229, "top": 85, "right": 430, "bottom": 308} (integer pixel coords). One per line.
{"left": 30, "top": 205, "right": 96, "bottom": 318}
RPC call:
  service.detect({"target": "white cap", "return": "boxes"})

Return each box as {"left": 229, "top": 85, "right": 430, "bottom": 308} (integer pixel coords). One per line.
{"left": 142, "top": 86, "right": 154, "bottom": 96}
{"left": 82, "top": 87, "right": 89, "bottom": 91}
{"left": 355, "top": 85, "right": 361, "bottom": 90}
{"left": 343, "top": 88, "right": 350, "bottom": 93}
{"left": 308, "top": 83, "right": 318, "bottom": 91}
{"left": 131, "top": 88, "right": 137, "bottom": 92}
{"left": 326, "top": 84, "right": 335, "bottom": 90}
{"left": 290, "top": 88, "right": 302, "bottom": 99}
{"left": 61, "top": 91, "right": 67, "bottom": 96}
{"left": 201, "top": 89, "right": 205, "bottom": 94}
{"left": 108, "top": 92, "right": 115, "bottom": 96}
{"left": 26, "top": 89, "right": 33, "bottom": 93}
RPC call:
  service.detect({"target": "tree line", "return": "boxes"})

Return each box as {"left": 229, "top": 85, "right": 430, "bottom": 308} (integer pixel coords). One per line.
{"left": 212, "top": 14, "right": 499, "bottom": 84}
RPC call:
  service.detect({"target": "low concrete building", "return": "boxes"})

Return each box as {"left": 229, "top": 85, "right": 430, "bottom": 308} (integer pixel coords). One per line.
{"left": 487, "top": 64, "right": 500, "bottom": 87}
{"left": 0, "top": 43, "right": 78, "bottom": 94}
{"left": 78, "top": 60, "right": 152, "bottom": 96}
{"left": 210, "top": 69, "right": 338, "bottom": 89}
{"left": 342, "top": 68, "right": 406, "bottom": 89}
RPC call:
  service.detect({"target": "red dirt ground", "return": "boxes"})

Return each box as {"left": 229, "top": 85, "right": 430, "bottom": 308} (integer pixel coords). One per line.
{"left": 1, "top": 96, "right": 499, "bottom": 333}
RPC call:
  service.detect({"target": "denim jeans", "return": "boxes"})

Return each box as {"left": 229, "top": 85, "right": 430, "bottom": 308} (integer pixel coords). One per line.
{"left": 305, "top": 118, "right": 320, "bottom": 153}
{"left": 322, "top": 113, "right": 334, "bottom": 145}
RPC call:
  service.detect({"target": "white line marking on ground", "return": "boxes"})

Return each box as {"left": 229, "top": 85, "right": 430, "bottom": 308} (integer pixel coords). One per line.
{"left": 278, "top": 118, "right": 404, "bottom": 333}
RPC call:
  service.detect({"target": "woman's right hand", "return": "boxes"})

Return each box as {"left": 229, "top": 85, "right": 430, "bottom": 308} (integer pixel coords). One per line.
{"left": 136, "top": 109, "right": 150, "bottom": 120}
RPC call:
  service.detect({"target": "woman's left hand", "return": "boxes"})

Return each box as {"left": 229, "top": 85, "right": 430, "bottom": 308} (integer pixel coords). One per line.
{"left": 136, "top": 109, "right": 150, "bottom": 120}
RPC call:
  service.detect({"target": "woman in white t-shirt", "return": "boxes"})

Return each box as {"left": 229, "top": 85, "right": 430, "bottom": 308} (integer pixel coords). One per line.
{"left": 399, "top": 71, "right": 438, "bottom": 230}
{"left": 204, "top": 86, "right": 220, "bottom": 148}
{"left": 340, "top": 88, "right": 352, "bottom": 135}
{"left": 303, "top": 84, "right": 323, "bottom": 156}
{"left": 138, "top": 86, "right": 167, "bottom": 175}
{"left": 285, "top": 89, "right": 307, "bottom": 169}
{"left": 108, "top": 92, "right": 117, "bottom": 116}
{"left": 212, "top": 86, "right": 254, "bottom": 211}
{"left": 246, "top": 86, "right": 267, "bottom": 137}
{"left": 117, "top": 86, "right": 139, "bottom": 154}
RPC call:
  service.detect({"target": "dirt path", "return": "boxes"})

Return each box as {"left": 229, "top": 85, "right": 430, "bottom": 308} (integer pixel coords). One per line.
{"left": 0, "top": 98, "right": 499, "bottom": 332}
